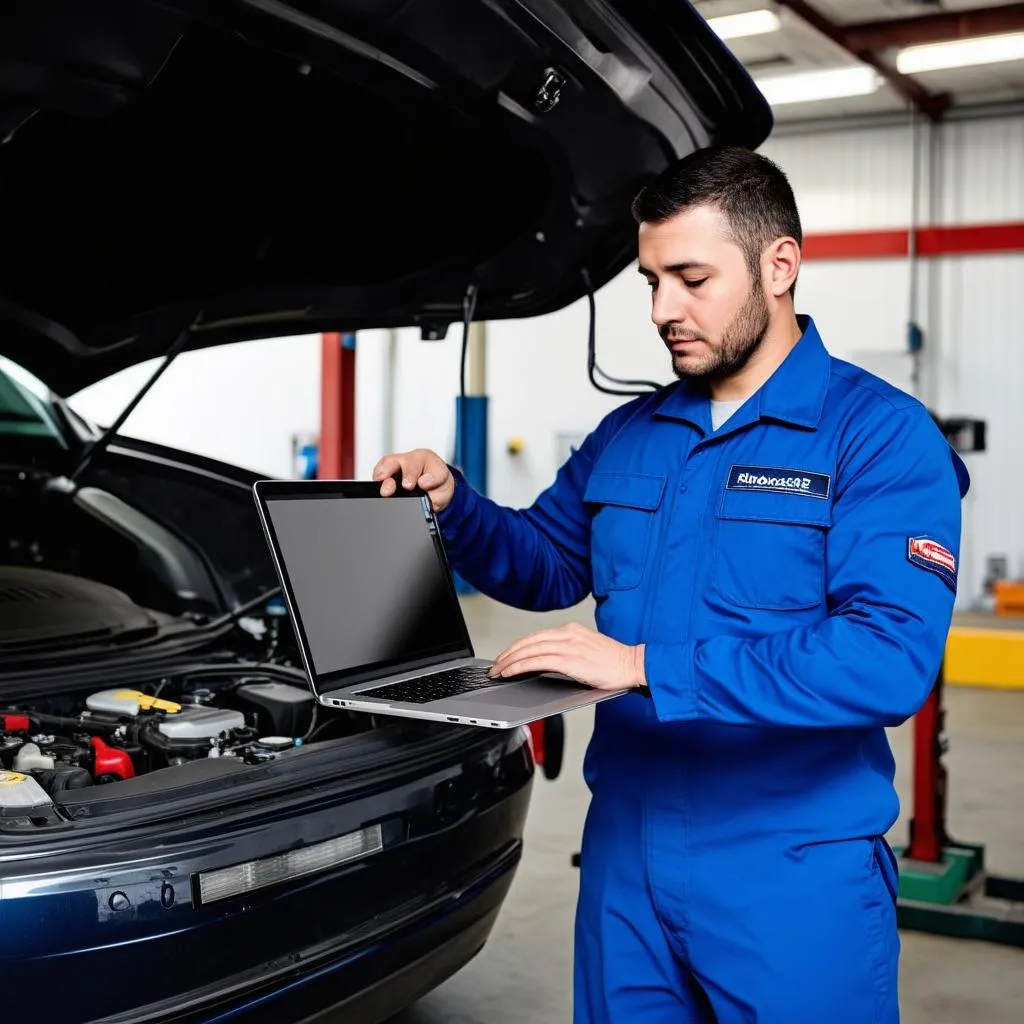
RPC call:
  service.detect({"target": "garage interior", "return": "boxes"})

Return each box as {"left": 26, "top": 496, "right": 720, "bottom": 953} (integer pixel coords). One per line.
{"left": 4, "top": 0, "right": 1023, "bottom": 1022}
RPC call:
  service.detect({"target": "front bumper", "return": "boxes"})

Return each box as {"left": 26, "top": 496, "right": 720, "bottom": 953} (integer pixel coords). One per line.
{"left": 2, "top": 725, "right": 533, "bottom": 1022}
{"left": 97, "top": 839, "right": 522, "bottom": 1024}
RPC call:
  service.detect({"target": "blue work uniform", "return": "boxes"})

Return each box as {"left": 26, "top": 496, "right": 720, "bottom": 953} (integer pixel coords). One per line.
{"left": 438, "top": 316, "right": 969, "bottom": 1023}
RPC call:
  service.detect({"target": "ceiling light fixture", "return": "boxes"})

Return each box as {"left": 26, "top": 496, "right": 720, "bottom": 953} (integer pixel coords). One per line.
{"left": 896, "top": 32, "right": 1024, "bottom": 74}
{"left": 753, "top": 66, "right": 881, "bottom": 106}
{"left": 707, "top": 9, "right": 782, "bottom": 41}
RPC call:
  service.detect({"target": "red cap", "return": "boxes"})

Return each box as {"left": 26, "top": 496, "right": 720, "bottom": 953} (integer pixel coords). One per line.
{"left": 90, "top": 737, "right": 136, "bottom": 781}
{"left": 2, "top": 714, "right": 31, "bottom": 733}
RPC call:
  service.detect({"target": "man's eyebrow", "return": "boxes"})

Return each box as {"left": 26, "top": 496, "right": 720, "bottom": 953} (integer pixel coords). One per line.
{"left": 637, "top": 262, "right": 712, "bottom": 276}
{"left": 666, "top": 261, "right": 712, "bottom": 273}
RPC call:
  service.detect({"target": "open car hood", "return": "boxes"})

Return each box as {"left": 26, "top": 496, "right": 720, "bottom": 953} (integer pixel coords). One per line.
{"left": 0, "top": 0, "right": 771, "bottom": 394}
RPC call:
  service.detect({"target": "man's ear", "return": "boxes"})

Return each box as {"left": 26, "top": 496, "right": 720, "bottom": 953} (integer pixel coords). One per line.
{"left": 765, "top": 237, "right": 801, "bottom": 298}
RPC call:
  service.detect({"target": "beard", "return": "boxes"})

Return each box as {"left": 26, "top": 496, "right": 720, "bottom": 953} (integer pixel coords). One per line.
{"left": 662, "top": 283, "right": 771, "bottom": 383}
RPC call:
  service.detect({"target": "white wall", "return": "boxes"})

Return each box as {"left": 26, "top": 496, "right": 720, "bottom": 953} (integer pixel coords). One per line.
{"left": 70, "top": 330, "right": 395, "bottom": 481}
{"left": 63, "top": 113, "right": 1024, "bottom": 605}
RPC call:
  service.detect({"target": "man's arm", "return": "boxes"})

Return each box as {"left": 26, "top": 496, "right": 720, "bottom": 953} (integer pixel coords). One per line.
{"left": 435, "top": 430, "right": 599, "bottom": 612}
{"left": 375, "top": 400, "right": 645, "bottom": 613}
{"left": 643, "top": 406, "right": 968, "bottom": 728}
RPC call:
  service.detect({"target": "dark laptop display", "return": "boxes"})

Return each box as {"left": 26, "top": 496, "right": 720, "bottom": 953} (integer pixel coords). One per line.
{"left": 262, "top": 487, "right": 471, "bottom": 683}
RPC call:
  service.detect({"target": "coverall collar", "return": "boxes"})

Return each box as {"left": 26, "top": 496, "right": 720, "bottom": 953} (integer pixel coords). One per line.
{"left": 652, "top": 314, "right": 830, "bottom": 435}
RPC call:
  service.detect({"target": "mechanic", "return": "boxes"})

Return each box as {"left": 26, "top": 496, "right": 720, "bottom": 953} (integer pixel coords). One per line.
{"left": 373, "top": 145, "right": 969, "bottom": 1024}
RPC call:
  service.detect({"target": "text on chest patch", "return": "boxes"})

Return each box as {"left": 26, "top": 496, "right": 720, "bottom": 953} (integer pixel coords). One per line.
{"left": 726, "top": 465, "right": 831, "bottom": 499}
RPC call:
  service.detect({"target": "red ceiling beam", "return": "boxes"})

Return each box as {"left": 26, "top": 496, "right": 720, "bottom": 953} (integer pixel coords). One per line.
{"left": 776, "top": 0, "right": 951, "bottom": 122}
{"left": 842, "top": 3, "right": 1024, "bottom": 52}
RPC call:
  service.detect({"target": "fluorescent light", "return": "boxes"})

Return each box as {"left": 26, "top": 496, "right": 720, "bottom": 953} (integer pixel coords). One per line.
{"left": 754, "top": 66, "right": 881, "bottom": 106}
{"left": 197, "top": 825, "right": 384, "bottom": 904}
{"left": 707, "top": 9, "right": 781, "bottom": 41}
{"left": 897, "top": 32, "right": 1024, "bottom": 74}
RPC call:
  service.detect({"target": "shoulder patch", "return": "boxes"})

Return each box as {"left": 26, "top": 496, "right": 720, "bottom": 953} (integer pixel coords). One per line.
{"left": 908, "top": 537, "right": 957, "bottom": 592}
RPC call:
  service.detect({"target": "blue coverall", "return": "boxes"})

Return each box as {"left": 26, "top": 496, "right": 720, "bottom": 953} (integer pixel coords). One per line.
{"left": 438, "top": 316, "right": 969, "bottom": 1023}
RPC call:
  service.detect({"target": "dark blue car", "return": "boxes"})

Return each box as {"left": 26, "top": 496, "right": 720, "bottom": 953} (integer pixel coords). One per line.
{"left": 0, "top": 2, "right": 769, "bottom": 1021}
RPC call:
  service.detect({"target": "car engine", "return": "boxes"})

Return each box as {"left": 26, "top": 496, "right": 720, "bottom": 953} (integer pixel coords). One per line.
{"left": 0, "top": 672, "right": 336, "bottom": 800}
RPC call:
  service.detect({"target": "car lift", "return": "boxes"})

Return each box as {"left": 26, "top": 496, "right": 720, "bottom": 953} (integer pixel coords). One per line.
{"left": 896, "top": 660, "right": 1024, "bottom": 946}
{"left": 894, "top": 414, "right": 1022, "bottom": 947}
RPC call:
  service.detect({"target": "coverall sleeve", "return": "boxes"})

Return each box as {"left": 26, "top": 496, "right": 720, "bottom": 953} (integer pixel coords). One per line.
{"left": 436, "top": 410, "right": 624, "bottom": 611}
{"left": 644, "top": 406, "right": 969, "bottom": 728}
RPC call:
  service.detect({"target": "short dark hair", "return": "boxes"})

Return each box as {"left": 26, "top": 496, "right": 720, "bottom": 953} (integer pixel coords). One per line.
{"left": 631, "top": 145, "right": 802, "bottom": 293}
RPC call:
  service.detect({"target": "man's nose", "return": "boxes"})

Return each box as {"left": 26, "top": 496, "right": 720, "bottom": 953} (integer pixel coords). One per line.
{"left": 652, "top": 280, "right": 689, "bottom": 327}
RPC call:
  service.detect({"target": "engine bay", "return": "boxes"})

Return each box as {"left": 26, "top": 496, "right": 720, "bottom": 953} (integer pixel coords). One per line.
{"left": 0, "top": 665, "right": 374, "bottom": 827}
{"left": 0, "top": 454, "right": 394, "bottom": 831}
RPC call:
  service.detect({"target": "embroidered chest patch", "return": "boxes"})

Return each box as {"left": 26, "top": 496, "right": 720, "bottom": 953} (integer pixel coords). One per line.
{"left": 726, "top": 465, "right": 831, "bottom": 499}
{"left": 908, "top": 537, "right": 957, "bottom": 591}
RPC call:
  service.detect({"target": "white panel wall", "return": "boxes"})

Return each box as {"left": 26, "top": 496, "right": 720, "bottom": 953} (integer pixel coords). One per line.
{"left": 940, "top": 116, "right": 1024, "bottom": 223}
{"left": 70, "top": 329, "right": 393, "bottom": 481}
{"left": 934, "top": 255, "right": 1024, "bottom": 597}
{"left": 71, "top": 334, "right": 324, "bottom": 478}
{"left": 761, "top": 123, "right": 929, "bottom": 230}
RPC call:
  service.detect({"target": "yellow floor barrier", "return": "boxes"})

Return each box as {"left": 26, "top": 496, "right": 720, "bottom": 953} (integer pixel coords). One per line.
{"left": 946, "top": 625, "right": 1024, "bottom": 689}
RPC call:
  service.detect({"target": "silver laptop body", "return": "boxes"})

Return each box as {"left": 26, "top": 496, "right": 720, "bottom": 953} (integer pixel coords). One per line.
{"left": 252, "top": 479, "right": 627, "bottom": 729}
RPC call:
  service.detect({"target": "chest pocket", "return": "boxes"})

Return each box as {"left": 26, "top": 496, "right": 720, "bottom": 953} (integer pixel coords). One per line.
{"left": 584, "top": 471, "right": 666, "bottom": 594}
{"left": 713, "top": 487, "right": 831, "bottom": 611}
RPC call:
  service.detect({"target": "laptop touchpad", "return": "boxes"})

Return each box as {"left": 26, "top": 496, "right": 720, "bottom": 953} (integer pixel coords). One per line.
{"left": 458, "top": 680, "right": 591, "bottom": 708}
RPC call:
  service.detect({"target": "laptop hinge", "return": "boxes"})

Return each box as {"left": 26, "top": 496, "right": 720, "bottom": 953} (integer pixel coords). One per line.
{"left": 317, "top": 650, "right": 475, "bottom": 691}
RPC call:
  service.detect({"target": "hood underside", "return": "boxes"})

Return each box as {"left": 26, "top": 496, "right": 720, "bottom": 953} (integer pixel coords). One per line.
{"left": 0, "top": 0, "right": 771, "bottom": 393}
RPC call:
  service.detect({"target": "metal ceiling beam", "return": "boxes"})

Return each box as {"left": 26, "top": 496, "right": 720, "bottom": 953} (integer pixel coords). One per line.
{"left": 775, "top": 0, "right": 951, "bottom": 122}
{"left": 842, "top": 3, "right": 1024, "bottom": 52}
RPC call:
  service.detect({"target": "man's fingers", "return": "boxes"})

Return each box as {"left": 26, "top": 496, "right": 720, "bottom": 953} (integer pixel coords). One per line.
{"left": 492, "top": 628, "right": 568, "bottom": 667}
{"left": 373, "top": 453, "right": 428, "bottom": 493}
{"left": 490, "top": 638, "right": 569, "bottom": 676}
{"left": 492, "top": 653, "right": 569, "bottom": 679}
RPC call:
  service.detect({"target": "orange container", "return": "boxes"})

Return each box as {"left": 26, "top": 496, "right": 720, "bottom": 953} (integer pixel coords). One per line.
{"left": 993, "top": 580, "right": 1024, "bottom": 617}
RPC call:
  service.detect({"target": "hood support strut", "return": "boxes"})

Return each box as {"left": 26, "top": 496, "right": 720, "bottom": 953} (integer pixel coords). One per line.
{"left": 68, "top": 322, "right": 196, "bottom": 485}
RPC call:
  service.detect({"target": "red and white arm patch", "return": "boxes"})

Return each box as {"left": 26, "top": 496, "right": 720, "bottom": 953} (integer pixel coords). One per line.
{"left": 907, "top": 537, "right": 957, "bottom": 591}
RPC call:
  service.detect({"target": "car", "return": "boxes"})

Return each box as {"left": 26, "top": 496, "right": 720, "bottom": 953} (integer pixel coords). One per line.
{"left": 0, "top": 2, "right": 771, "bottom": 1021}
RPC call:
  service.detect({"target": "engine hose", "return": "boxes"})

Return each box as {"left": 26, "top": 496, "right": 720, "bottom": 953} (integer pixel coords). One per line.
{"left": 2, "top": 708, "right": 119, "bottom": 735}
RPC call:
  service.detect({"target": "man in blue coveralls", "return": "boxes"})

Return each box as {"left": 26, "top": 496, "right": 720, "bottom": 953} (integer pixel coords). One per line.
{"left": 374, "top": 146, "right": 969, "bottom": 1023}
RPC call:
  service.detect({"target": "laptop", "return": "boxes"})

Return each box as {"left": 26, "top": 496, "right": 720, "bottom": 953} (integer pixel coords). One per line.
{"left": 251, "top": 479, "right": 629, "bottom": 728}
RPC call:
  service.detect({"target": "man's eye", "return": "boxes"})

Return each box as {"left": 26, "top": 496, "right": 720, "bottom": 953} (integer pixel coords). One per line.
{"left": 685, "top": 278, "right": 708, "bottom": 289}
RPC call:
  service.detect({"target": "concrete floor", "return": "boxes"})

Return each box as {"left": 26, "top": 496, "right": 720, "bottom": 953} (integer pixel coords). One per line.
{"left": 392, "top": 596, "right": 1024, "bottom": 1024}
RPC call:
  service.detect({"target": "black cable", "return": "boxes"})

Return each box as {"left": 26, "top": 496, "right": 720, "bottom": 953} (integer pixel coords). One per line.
{"left": 459, "top": 282, "right": 479, "bottom": 402}
{"left": 581, "top": 269, "right": 661, "bottom": 395}
{"left": 457, "top": 283, "right": 479, "bottom": 471}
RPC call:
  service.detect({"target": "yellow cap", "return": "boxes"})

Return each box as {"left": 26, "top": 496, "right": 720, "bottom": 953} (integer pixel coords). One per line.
{"left": 114, "top": 689, "right": 182, "bottom": 714}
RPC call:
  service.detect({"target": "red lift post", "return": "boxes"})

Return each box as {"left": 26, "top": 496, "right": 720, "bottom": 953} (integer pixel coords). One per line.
{"left": 896, "top": 662, "right": 1024, "bottom": 946}
{"left": 907, "top": 669, "right": 948, "bottom": 864}
{"left": 319, "top": 331, "right": 356, "bottom": 479}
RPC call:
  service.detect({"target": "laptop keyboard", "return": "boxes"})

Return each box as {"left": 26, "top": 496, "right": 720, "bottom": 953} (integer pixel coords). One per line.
{"left": 357, "top": 666, "right": 529, "bottom": 705}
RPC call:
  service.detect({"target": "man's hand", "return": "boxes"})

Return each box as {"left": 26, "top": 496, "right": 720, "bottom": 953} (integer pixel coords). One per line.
{"left": 489, "top": 622, "right": 646, "bottom": 691}
{"left": 372, "top": 448, "right": 455, "bottom": 513}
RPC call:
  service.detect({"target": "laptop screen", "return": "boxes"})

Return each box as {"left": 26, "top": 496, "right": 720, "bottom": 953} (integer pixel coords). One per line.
{"left": 262, "top": 490, "right": 471, "bottom": 681}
